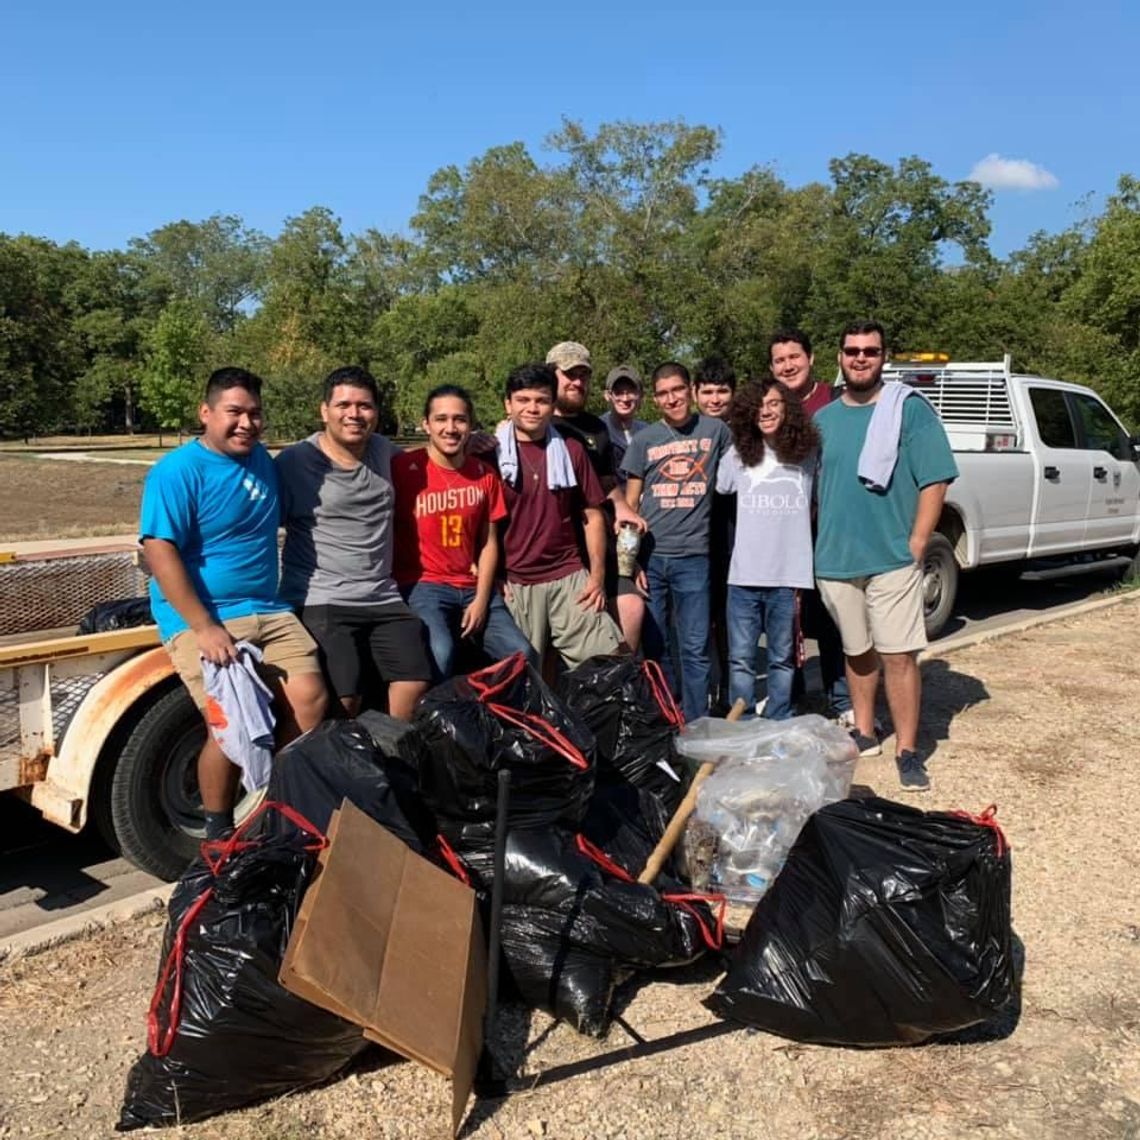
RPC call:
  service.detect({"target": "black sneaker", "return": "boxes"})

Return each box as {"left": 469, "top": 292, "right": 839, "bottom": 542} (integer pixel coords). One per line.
{"left": 897, "top": 750, "right": 930, "bottom": 792}
{"left": 849, "top": 729, "right": 882, "bottom": 758}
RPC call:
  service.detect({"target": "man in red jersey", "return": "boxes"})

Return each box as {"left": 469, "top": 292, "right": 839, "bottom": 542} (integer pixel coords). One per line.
{"left": 392, "top": 384, "right": 537, "bottom": 680}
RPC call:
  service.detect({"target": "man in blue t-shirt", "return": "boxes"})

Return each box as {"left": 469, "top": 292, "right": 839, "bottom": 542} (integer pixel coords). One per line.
{"left": 815, "top": 321, "right": 958, "bottom": 792}
{"left": 140, "top": 367, "right": 327, "bottom": 838}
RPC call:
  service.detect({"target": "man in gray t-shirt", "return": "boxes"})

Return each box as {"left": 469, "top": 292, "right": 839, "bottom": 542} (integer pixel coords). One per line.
{"left": 275, "top": 366, "right": 431, "bottom": 719}
{"left": 620, "top": 362, "right": 731, "bottom": 721}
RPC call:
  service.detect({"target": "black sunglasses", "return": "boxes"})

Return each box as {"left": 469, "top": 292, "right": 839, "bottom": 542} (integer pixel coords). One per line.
{"left": 841, "top": 346, "right": 883, "bottom": 359}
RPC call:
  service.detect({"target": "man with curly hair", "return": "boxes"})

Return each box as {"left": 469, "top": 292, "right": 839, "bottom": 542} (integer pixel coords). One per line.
{"left": 717, "top": 378, "right": 820, "bottom": 719}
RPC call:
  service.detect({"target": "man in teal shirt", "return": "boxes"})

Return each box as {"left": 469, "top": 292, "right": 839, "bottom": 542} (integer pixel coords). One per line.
{"left": 815, "top": 321, "right": 957, "bottom": 791}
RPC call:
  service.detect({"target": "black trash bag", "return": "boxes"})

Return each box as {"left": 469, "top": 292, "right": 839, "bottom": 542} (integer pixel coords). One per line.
{"left": 76, "top": 596, "right": 153, "bottom": 635}
{"left": 118, "top": 806, "right": 368, "bottom": 1130}
{"left": 706, "top": 797, "right": 1015, "bottom": 1046}
{"left": 580, "top": 779, "right": 675, "bottom": 881}
{"left": 498, "top": 828, "right": 719, "bottom": 970}
{"left": 405, "top": 652, "right": 595, "bottom": 831}
{"left": 499, "top": 904, "right": 618, "bottom": 1037}
{"left": 262, "top": 720, "right": 423, "bottom": 851}
{"left": 558, "top": 655, "right": 687, "bottom": 807}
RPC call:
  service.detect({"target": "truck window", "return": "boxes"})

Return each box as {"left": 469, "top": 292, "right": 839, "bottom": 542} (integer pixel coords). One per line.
{"left": 1029, "top": 388, "right": 1077, "bottom": 449}
{"left": 1070, "top": 393, "right": 1129, "bottom": 460}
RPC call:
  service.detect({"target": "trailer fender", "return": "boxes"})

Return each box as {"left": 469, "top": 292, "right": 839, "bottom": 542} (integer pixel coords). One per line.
{"left": 31, "top": 646, "right": 176, "bottom": 832}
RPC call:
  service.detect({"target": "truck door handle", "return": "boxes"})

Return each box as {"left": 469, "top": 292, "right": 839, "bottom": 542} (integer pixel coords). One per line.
{"left": 1093, "top": 465, "right": 1108, "bottom": 480}
{"left": 1044, "top": 465, "right": 1060, "bottom": 480}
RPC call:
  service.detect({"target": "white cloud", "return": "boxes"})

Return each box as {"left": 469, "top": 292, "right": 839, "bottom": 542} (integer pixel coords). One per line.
{"left": 968, "top": 153, "right": 1059, "bottom": 191}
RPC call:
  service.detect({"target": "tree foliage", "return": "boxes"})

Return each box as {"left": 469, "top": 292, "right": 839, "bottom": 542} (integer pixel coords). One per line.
{"left": 1, "top": 122, "right": 1138, "bottom": 439}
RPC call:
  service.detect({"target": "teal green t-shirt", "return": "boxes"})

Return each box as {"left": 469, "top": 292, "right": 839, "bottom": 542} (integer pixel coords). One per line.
{"left": 814, "top": 396, "right": 958, "bottom": 579}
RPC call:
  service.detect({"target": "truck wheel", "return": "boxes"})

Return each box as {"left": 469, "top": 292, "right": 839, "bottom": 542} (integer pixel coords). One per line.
{"left": 110, "top": 686, "right": 206, "bottom": 881}
{"left": 923, "top": 534, "right": 959, "bottom": 640}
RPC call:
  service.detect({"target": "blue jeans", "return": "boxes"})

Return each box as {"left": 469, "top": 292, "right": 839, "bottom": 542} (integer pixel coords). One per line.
{"left": 643, "top": 553, "right": 711, "bottom": 723}
{"left": 404, "top": 582, "right": 538, "bottom": 681}
{"left": 727, "top": 585, "right": 797, "bottom": 720}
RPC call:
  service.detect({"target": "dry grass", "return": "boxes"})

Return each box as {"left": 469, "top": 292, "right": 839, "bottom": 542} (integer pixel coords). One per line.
{"left": 0, "top": 457, "right": 145, "bottom": 543}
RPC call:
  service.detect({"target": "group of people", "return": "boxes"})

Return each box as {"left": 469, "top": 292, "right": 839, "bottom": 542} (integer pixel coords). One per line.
{"left": 139, "top": 319, "right": 957, "bottom": 838}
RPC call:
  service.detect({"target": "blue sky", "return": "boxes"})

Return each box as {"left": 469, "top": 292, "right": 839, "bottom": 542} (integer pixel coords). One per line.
{"left": 3, "top": 0, "right": 1138, "bottom": 257}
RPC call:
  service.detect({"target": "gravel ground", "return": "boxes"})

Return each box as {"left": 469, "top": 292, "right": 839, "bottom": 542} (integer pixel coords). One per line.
{"left": 2, "top": 600, "right": 1139, "bottom": 1140}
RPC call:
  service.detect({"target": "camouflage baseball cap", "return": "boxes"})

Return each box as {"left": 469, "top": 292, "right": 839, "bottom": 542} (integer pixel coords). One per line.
{"left": 604, "top": 364, "right": 643, "bottom": 393}
{"left": 546, "top": 341, "right": 592, "bottom": 372}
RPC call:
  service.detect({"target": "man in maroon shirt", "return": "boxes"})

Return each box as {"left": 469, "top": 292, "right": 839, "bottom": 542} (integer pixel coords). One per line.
{"left": 496, "top": 362, "right": 623, "bottom": 668}
{"left": 768, "top": 328, "right": 853, "bottom": 723}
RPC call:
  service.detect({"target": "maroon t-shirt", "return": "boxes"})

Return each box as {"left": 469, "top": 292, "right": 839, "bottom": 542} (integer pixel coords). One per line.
{"left": 501, "top": 435, "right": 606, "bottom": 585}
{"left": 800, "top": 381, "right": 837, "bottom": 419}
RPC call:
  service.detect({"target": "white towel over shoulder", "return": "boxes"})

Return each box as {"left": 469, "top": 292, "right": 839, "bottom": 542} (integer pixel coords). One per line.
{"left": 495, "top": 423, "right": 578, "bottom": 490}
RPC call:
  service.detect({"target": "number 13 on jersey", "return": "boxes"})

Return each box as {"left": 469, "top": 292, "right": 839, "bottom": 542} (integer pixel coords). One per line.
{"left": 440, "top": 514, "right": 463, "bottom": 547}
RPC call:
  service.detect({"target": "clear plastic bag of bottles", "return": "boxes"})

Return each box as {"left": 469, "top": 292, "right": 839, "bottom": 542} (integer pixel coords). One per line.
{"left": 677, "top": 716, "right": 857, "bottom": 903}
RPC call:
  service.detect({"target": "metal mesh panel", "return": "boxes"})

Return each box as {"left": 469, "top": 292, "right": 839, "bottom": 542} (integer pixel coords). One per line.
{"left": 0, "top": 673, "right": 16, "bottom": 757}
{"left": 0, "top": 551, "right": 148, "bottom": 637}
{"left": 52, "top": 672, "right": 104, "bottom": 744}
{"left": 0, "top": 671, "right": 104, "bottom": 775}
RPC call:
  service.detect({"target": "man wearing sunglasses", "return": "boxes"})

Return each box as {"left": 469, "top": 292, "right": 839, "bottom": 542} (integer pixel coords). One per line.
{"left": 814, "top": 321, "right": 957, "bottom": 792}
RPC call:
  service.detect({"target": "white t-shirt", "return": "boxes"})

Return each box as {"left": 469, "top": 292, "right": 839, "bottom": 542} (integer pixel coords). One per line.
{"left": 716, "top": 445, "right": 815, "bottom": 588}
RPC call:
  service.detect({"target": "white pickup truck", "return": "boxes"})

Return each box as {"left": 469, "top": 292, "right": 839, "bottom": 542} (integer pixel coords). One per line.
{"left": 884, "top": 356, "right": 1140, "bottom": 636}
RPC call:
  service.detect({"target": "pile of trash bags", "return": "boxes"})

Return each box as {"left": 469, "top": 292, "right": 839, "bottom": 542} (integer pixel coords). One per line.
{"left": 76, "top": 596, "right": 153, "bottom": 634}
{"left": 119, "top": 651, "right": 1017, "bottom": 1130}
{"left": 707, "top": 796, "right": 1016, "bottom": 1045}
{"left": 675, "top": 715, "right": 857, "bottom": 903}
{"left": 403, "top": 653, "right": 723, "bottom": 1035}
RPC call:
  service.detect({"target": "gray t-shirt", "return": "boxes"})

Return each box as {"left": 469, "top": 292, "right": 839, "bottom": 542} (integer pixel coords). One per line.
{"left": 620, "top": 414, "right": 731, "bottom": 557}
{"left": 275, "top": 433, "right": 401, "bottom": 608}
{"left": 716, "top": 445, "right": 815, "bottom": 588}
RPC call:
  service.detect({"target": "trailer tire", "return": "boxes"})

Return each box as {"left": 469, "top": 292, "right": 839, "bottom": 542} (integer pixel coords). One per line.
{"left": 109, "top": 685, "right": 206, "bottom": 881}
{"left": 923, "top": 533, "right": 959, "bottom": 640}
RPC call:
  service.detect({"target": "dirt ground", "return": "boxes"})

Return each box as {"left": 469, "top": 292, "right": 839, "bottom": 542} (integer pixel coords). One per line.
{"left": 2, "top": 601, "right": 1139, "bottom": 1140}
{"left": 0, "top": 457, "right": 146, "bottom": 542}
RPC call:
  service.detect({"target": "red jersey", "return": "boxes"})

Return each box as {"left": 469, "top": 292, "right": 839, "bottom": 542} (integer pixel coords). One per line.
{"left": 500, "top": 436, "right": 606, "bottom": 586}
{"left": 391, "top": 450, "right": 507, "bottom": 588}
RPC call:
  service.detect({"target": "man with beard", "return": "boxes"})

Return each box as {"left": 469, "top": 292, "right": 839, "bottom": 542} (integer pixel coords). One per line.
{"left": 276, "top": 366, "right": 432, "bottom": 720}
{"left": 768, "top": 328, "right": 852, "bottom": 725}
{"left": 814, "top": 321, "right": 957, "bottom": 791}
{"left": 546, "top": 341, "right": 646, "bottom": 649}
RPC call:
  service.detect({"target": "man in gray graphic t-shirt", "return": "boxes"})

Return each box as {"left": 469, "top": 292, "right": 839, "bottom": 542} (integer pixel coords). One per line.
{"left": 276, "top": 366, "right": 432, "bottom": 719}
{"left": 620, "top": 362, "right": 731, "bottom": 721}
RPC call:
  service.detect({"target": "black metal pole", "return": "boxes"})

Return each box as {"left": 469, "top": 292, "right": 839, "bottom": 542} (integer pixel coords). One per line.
{"left": 477, "top": 768, "right": 511, "bottom": 1091}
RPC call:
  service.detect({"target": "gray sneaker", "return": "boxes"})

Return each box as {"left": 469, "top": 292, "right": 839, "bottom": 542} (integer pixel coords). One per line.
{"left": 849, "top": 729, "right": 882, "bottom": 758}
{"left": 897, "top": 750, "right": 930, "bottom": 791}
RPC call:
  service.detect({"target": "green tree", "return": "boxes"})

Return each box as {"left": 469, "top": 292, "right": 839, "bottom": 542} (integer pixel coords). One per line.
{"left": 131, "top": 214, "right": 267, "bottom": 333}
{"left": 141, "top": 301, "right": 211, "bottom": 444}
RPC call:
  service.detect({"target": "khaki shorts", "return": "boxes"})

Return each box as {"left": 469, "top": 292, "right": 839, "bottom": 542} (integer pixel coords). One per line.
{"left": 506, "top": 569, "right": 623, "bottom": 669}
{"left": 166, "top": 611, "right": 322, "bottom": 709}
{"left": 817, "top": 562, "right": 927, "bottom": 657}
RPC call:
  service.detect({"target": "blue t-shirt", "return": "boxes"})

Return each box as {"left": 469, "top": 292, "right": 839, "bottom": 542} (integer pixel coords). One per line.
{"left": 814, "top": 397, "right": 958, "bottom": 579}
{"left": 139, "top": 440, "right": 289, "bottom": 640}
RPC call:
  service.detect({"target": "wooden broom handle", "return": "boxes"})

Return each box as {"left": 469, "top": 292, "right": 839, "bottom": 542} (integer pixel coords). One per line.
{"left": 637, "top": 698, "right": 746, "bottom": 884}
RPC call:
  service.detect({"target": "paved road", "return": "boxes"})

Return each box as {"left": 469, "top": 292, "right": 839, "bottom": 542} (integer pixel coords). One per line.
{"left": 0, "top": 567, "right": 1127, "bottom": 942}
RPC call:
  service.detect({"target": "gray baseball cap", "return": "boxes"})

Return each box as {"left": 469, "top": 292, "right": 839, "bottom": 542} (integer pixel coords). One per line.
{"left": 604, "top": 364, "right": 643, "bottom": 393}
{"left": 546, "top": 341, "right": 592, "bottom": 371}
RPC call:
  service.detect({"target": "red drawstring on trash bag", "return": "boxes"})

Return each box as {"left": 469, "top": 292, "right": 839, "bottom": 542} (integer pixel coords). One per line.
{"left": 574, "top": 834, "right": 727, "bottom": 951}
{"left": 435, "top": 833, "right": 471, "bottom": 886}
{"left": 467, "top": 652, "right": 590, "bottom": 771}
{"left": 950, "top": 804, "right": 1008, "bottom": 858}
{"left": 146, "top": 801, "right": 327, "bottom": 1058}
{"left": 641, "top": 659, "right": 684, "bottom": 729}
